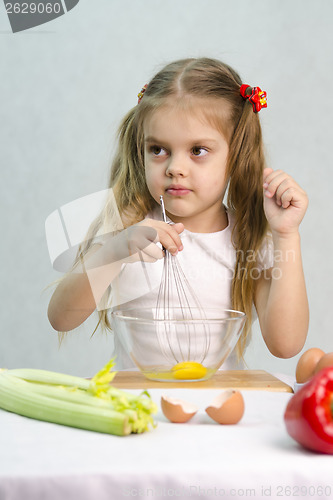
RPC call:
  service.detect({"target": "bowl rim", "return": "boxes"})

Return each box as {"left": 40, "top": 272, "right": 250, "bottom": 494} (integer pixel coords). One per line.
{"left": 111, "top": 307, "right": 246, "bottom": 324}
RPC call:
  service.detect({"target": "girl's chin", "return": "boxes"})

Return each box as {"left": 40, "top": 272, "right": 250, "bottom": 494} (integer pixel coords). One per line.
{"left": 153, "top": 195, "right": 198, "bottom": 219}
{"left": 166, "top": 209, "right": 197, "bottom": 222}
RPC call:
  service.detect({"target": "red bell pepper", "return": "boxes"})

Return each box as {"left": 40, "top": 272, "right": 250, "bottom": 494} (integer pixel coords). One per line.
{"left": 284, "top": 366, "right": 333, "bottom": 454}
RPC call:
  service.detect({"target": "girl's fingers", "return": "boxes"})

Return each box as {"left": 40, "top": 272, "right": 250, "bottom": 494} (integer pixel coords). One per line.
{"left": 275, "top": 178, "right": 296, "bottom": 206}
{"left": 279, "top": 187, "right": 296, "bottom": 209}
{"left": 169, "top": 224, "right": 184, "bottom": 251}
{"left": 263, "top": 170, "right": 307, "bottom": 209}
{"left": 263, "top": 167, "right": 280, "bottom": 183}
{"left": 157, "top": 222, "right": 184, "bottom": 255}
{"left": 136, "top": 219, "right": 184, "bottom": 255}
{"left": 263, "top": 167, "right": 274, "bottom": 179}
{"left": 138, "top": 242, "right": 164, "bottom": 262}
{"left": 173, "top": 222, "right": 185, "bottom": 234}
{"left": 263, "top": 170, "right": 290, "bottom": 196}
{"left": 160, "top": 228, "right": 183, "bottom": 255}
{"left": 264, "top": 171, "right": 300, "bottom": 202}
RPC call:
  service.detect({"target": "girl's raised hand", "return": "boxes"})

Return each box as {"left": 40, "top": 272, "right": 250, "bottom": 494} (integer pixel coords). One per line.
{"left": 263, "top": 168, "right": 308, "bottom": 236}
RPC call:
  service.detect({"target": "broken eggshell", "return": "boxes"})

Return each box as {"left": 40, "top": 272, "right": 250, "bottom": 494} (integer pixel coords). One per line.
{"left": 205, "top": 390, "right": 245, "bottom": 424}
{"left": 161, "top": 395, "right": 198, "bottom": 423}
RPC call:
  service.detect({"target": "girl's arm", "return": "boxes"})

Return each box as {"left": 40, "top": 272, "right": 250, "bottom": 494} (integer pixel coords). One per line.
{"left": 47, "top": 245, "right": 123, "bottom": 332}
{"left": 48, "top": 220, "right": 184, "bottom": 332}
{"left": 254, "top": 168, "right": 309, "bottom": 358}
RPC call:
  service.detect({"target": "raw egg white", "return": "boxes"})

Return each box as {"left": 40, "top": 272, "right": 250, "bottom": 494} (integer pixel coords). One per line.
{"left": 161, "top": 395, "right": 198, "bottom": 423}
{"left": 295, "top": 347, "right": 325, "bottom": 383}
{"left": 205, "top": 390, "right": 244, "bottom": 425}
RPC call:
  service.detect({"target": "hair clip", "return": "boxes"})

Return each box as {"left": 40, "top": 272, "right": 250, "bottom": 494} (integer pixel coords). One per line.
{"left": 137, "top": 84, "right": 148, "bottom": 104}
{"left": 240, "top": 84, "right": 267, "bottom": 113}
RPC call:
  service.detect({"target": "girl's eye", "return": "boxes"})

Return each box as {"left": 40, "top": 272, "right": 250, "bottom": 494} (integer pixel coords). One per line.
{"left": 150, "top": 145, "right": 167, "bottom": 157}
{"left": 192, "top": 147, "right": 208, "bottom": 157}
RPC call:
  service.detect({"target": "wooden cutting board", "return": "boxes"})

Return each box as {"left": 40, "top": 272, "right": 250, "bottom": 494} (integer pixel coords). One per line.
{"left": 111, "top": 370, "right": 293, "bottom": 392}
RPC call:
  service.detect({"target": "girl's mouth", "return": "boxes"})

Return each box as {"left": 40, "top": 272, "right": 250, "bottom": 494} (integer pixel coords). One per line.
{"left": 166, "top": 185, "right": 191, "bottom": 196}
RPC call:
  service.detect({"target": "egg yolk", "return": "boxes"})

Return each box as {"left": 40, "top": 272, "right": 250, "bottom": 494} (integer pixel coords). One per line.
{"left": 171, "top": 361, "right": 207, "bottom": 380}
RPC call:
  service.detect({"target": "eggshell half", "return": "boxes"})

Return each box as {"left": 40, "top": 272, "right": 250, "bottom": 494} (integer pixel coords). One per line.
{"left": 314, "top": 352, "right": 333, "bottom": 374}
{"left": 161, "top": 395, "right": 198, "bottom": 423}
{"left": 205, "top": 390, "right": 244, "bottom": 425}
{"left": 295, "top": 347, "right": 325, "bottom": 383}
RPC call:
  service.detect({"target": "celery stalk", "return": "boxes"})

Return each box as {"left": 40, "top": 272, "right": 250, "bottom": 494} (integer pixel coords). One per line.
{"left": 0, "top": 371, "right": 131, "bottom": 436}
{"left": 1, "top": 372, "right": 139, "bottom": 424}
{"left": 0, "top": 360, "right": 157, "bottom": 436}
{"left": 6, "top": 368, "right": 91, "bottom": 390}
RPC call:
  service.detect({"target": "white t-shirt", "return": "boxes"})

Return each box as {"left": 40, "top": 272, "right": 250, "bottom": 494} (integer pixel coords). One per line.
{"left": 107, "top": 206, "right": 274, "bottom": 370}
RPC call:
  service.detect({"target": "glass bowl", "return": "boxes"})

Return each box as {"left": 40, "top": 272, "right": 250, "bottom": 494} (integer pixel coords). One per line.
{"left": 111, "top": 308, "right": 246, "bottom": 382}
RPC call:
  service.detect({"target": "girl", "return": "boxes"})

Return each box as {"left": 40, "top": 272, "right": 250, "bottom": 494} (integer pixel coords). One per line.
{"left": 48, "top": 57, "right": 309, "bottom": 369}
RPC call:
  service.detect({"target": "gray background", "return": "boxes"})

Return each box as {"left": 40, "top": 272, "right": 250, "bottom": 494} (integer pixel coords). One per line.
{"left": 1, "top": 0, "right": 332, "bottom": 377}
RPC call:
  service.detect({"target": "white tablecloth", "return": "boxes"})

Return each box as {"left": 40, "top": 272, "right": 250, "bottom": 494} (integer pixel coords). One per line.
{"left": 0, "top": 389, "right": 332, "bottom": 500}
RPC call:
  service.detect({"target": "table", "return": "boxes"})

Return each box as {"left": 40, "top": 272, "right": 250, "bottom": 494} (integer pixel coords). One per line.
{"left": 0, "top": 374, "right": 332, "bottom": 500}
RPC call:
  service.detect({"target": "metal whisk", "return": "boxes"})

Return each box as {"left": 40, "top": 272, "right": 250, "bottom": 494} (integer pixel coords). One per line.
{"left": 155, "top": 195, "right": 210, "bottom": 364}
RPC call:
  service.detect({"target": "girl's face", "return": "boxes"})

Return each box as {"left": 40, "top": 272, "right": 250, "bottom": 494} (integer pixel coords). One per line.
{"left": 144, "top": 103, "right": 229, "bottom": 233}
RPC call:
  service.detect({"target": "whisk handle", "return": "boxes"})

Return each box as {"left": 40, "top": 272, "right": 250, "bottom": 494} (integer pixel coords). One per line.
{"left": 160, "top": 195, "right": 167, "bottom": 223}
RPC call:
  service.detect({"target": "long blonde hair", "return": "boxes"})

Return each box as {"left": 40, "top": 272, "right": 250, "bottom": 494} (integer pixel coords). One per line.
{"left": 67, "top": 58, "right": 268, "bottom": 358}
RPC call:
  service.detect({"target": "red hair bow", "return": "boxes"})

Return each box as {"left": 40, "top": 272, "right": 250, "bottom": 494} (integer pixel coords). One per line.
{"left": 137, "top": 84, "right": 148, "bottom": 104}
{"left": 240, "top": 84, "right": 267, "bottom": 113}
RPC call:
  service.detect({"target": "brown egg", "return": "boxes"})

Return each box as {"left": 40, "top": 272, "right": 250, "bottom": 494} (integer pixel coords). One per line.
{"left": 205, "top": 390, "right": 244, "bottom": 425}
{"left": 314, "top": 352, "right": 333, "bottom": 374}
{"left": 160, "top": 395, "right": 198, "bottom": 423}
{"left": 295, "top": 347, "right": 325, "bottom": 383}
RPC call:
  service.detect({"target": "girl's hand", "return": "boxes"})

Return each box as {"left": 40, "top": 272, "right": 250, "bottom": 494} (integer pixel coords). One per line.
{"left": 263, "top": 168, "right": 308, "bottom": 237}
{"left": 89, "top": 219, "right": 184, "bottom": 268}
{"left": 109, "top": 219, "right": 184, "bottom": 264}
{"left": 135, "top": 218, "right": 184, "bottom": 257}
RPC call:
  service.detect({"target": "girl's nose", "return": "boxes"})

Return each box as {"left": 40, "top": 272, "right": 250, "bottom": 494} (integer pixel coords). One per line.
{"left": 166, "top": 155, "right": 188, "bottom": 177}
